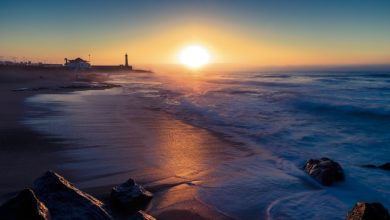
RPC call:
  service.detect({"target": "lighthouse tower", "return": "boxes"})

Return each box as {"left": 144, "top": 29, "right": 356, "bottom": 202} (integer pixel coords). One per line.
{"left": 125, "top": 53, "right": 129, "bottom": 67}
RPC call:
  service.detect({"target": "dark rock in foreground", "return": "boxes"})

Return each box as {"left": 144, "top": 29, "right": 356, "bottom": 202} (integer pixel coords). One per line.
{"left": 111, "top": 179, "right": 153, "bottom": 211}
{"left": 346, "top": 202, "right": 390, "bottom": 220}
{"left": 32, "top": 171, "right": 112, "bottom": 220}
{"left": 304, "top": 157, "right": 344, "bottom": 186}
{"left": 0, "top": 171, "right": 157, "bottom": 220}
{"left": 0, "top": 188, "right": 50, "bottom": 220}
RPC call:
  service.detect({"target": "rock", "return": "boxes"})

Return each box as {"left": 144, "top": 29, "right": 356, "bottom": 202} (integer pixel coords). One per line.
{"left": 346, "top": 202, "right": 390, "bottom": 220}
{"left": 379, "top": 163, "right": 390, "bottom": 171}
{"left": 32, "top": 171, "right": 112, "bottom": 220}
{"left": 130, "top": 210, "right": 156, "bottom": 220}
{"left": 304, "top": 157, "right": 344, "bottom": 186}
{"left": 0, "top": 188, "right": 50, "bottom": 220}
{"left": 111, "top": 179, "right": 153, "bottom": 211}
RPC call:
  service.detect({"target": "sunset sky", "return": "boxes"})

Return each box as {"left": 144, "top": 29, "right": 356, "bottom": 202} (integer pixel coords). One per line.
{"left": 1, "top": 0, "right": 390, "bottom": 66}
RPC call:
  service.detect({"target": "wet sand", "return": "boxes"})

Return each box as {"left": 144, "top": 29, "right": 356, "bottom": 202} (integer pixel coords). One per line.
{"left": 0, "top": 70, "right": 237, "bottom": 219}
{"left": 0, "top": 70, "right": 71, "bottom": 199}
{"left": 25, "top": 89, "right": 240, "bottom": 219}
{"left": 0, "top": 69, "right": 110, "bottom": 198}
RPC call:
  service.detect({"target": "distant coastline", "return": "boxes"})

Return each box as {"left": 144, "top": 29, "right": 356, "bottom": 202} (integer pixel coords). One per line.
{"left": 0, "top": 64, "right": 152, "bottom": 73}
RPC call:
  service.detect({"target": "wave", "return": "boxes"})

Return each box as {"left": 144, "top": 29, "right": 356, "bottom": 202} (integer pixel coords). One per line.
{"left": 295, "top": 100, "right": 390, "bottom": 121}
{"left": 23, "top": 70, "right": 390, "bottom": 219}
{"left": 207, "top": 78, "right": 302, "bottom": 88}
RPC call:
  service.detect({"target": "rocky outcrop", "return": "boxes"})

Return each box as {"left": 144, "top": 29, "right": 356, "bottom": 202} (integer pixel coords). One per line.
{"left": 32, "top": 171, "right": 112, "bottom": 220}
{"left": 111, "top": 179, "right": 153, "bottom": 211}
{"left": 304, "top": 157, "right": 345, "bottom": 186}
{"left": 346, "top": 202, "right": 390, "bottom": 220}
{"left": 0, "top": 171, "right": 157, "bottom": 220}
{"left": 0, "top": 188, "right": 50, "bottom": 220}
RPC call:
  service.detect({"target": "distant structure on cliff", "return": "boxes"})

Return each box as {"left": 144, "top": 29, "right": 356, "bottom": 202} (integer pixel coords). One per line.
{"left": 0, "top": 53, "right": 142, "bottom": 72}
{"left": 64, "top": 57, "right": 91, "bottom": 69}
{"left": 80, "top": 53, "right": 133, "bottom": 72}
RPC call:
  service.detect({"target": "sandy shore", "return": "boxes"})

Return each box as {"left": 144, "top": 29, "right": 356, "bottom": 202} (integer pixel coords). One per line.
{"left": 0, "top": 69, "right": 107, "bottom": 198}
{"left": 0, "top": 69, "right": 235, "bottom": 219}
{"left": 1, "top": 70, "right": 64, "bottom": 197}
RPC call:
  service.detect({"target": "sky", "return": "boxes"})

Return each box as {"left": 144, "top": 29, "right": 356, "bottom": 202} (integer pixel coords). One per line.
{"left": 1, "top": 0, "right": 390, "bottom": 66}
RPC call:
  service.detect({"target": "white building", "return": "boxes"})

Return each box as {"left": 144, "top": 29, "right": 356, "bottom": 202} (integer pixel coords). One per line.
{"left": 64, "top": 58, "right": 91, "bottom": 69}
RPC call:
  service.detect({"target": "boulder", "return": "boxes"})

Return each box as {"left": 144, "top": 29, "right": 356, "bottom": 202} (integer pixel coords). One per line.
{"left": 0, "top": 188, "right": 50, "bottom": 220}
{"left": 131, "top": 210, "right": 156, "bottom": 220}
{"left": 304, "top": 157, "right": 344, "bottom": 186}
{"left": 32, "top": 171, "right": 112, "bottom": 220}
{"left": 110, "top": 179, "right": 153, "bottom": 211}
{"left": 346, "top": 202, "right": 390, "bottom": 220}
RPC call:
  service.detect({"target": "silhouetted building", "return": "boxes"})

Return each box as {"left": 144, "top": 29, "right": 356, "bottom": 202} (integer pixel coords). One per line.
{"left": 64, "top": 57, "right": 91, "bottom": 69}
{"left": 125, "top": 53, "right": 129, "bottom": 67}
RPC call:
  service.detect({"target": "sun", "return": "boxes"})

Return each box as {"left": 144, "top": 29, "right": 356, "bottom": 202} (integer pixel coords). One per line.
{"left": 179, "top": 45, "right": 210, "bottom": 69}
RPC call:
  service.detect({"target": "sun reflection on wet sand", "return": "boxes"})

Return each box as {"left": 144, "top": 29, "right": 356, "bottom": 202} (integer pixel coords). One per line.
{"left": 23, "top": 81, "right": 238, "bottom": 218}
{"left": 141, "top": 112, "right": 242, "bottom": 220}
{"left": 154, "top": 119, "right": 207, "bottom": 177}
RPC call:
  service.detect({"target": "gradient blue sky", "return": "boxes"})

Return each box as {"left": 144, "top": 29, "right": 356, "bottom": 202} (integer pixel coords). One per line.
{"left": 1, "top": 0, "right": 389, "bottom": 65}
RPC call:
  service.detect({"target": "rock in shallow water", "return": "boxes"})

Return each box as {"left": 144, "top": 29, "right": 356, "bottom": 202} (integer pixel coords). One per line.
{"left": 346, "top": 202, "right": 390, "bottom": 220}
{"left": 111, "top": 179, "right": 153, "bottom": 211}
{"left": 0, "top": 188, "right": 50, "bottom": 220}
{"left": 304, "top": 157, "right": 344, "bottom": 186}
{"left": 32, "top": 171, "right": 112, "bottom": 220}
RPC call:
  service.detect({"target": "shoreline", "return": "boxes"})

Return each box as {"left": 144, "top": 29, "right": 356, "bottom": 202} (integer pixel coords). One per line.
{"left": 0, "top": 69, "right": 121, "bottom": 200}
{"left": 1, "top": 69, "right": 389, "bottom": 219}
{"left": 0, "top": 69, "right": 235, "bottom": 219}
{"left": 23, "top": 88, "right": 237, "bottom": 219}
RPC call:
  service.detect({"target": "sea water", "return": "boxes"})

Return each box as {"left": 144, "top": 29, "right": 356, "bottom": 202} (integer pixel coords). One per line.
{"left": 24, "top": 70, "right": 390, "bottom": 219}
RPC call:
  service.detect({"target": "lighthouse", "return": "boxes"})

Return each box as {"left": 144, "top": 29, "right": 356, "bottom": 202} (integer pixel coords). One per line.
{"left": 125, "top": 53, "right": 129, "bottom": 67}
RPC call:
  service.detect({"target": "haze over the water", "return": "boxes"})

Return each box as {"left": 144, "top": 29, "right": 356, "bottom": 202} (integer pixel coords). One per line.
{"left": 1, "top": 0, "right": 390, "bottom": 67}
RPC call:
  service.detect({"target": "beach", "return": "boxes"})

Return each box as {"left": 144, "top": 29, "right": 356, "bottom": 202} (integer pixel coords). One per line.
{"left": 0, "top": 69, "right": 73, "bottom": 198}
{"left": 0, "top": 68, "right": 110, "bottom": 197}
{"left": 0, "top": 69, "right": 236, "bottom": 219}
{"left": 1, "top": 69, "right": 389, "bottom": 219}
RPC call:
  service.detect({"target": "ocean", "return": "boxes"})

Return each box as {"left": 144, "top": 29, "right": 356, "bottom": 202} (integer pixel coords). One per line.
{"left": 24, "top": 70, "right": 390, "bottom": 219}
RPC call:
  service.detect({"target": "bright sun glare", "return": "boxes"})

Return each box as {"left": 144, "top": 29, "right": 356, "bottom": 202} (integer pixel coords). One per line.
{"left": 179, "top": 45, "right": 210, "bottom": 69}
